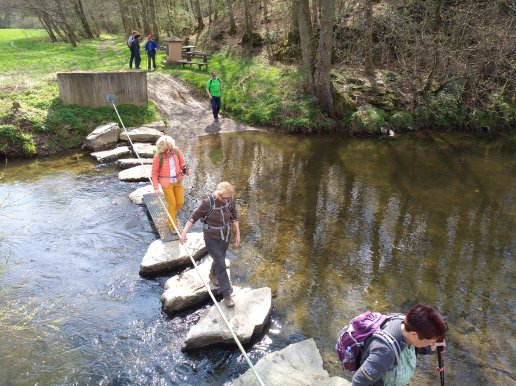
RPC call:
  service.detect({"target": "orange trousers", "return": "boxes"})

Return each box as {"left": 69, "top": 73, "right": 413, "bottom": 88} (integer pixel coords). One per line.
{"left": 162, "top": 182, "right": 184, "bottom": 229}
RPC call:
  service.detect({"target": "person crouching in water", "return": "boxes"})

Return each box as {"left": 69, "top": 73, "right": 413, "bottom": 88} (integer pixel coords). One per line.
{"left": 151, "top": 135, "right": 188, "bottom": 231}
{"left": 179, "top": 182, "right": 240, "bottom": 307}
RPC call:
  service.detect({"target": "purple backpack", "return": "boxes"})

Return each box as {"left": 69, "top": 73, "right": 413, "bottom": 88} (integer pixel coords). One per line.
{"left": 336, "top": 311, "right": 403, "bottom": 372}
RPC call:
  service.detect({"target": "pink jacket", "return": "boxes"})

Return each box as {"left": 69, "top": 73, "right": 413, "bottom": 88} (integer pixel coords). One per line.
{"left": 151, "top": 147, "right": 186, "bottom": 189}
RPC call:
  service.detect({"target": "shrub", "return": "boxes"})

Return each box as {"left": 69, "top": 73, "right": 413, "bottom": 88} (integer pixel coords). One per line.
{"left": 0, "top": 124, "right": 36, "bottom": 156}
{"left": 388, "top": 111, "right": 413, "bottom": 130}
{"left": 351, "top": 105, "right": 386, "bottom": 134}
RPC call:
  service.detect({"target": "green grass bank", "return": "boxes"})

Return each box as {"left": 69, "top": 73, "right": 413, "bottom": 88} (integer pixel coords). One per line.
{"left": 1, "top": 29, "right": 514, "bottom": 158}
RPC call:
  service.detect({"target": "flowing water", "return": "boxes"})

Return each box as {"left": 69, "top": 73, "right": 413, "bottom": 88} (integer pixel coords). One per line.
{"left": 0, "top": 131, "right": 514, "bottom": 386}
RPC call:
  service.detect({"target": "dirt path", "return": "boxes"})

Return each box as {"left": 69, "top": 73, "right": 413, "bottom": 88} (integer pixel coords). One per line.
{"left": 147, "top": 72, "right": 259, "bottom": 141}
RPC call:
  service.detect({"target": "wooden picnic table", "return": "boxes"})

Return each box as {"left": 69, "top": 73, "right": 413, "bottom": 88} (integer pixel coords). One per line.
{"left": 182, "top": 45, "right": 195, "bottom": 52}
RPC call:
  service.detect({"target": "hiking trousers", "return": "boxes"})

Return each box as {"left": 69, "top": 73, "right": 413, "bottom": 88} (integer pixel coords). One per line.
{"left": 162, "top": 182, "right": 184, "bottom": 229}
{"left": 211, "top": 96, "right": 221, "bottom": 119}
{"left": 204, "top": 236, "right": 232, "bottom": 297}
{"left": 147, "top": 52, "right": 156, "bottom": 70}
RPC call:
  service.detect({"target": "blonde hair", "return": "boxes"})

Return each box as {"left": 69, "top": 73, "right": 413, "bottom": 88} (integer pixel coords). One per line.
{"left": 214, "top": 181, "right": 234, "bottom": 199}
{"left": 156, "top": 135, "right": 175, "bottom": 154}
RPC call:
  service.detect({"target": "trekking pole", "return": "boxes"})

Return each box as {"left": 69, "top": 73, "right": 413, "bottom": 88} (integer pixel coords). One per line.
{"left": 436, "top": 345, "right": 445, "bottom": 386}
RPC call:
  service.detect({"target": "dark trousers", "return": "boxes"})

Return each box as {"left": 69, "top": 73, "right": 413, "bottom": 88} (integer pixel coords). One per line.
{"left": 211, "top": 96, "right": 221, "bottom": 119}
{"left": 134, "top": 52, "right": 141, "bottom": 69}
{"left": 147, "top": 53, "right": 156, "bottom": 70}
{"left": 129, "top": 50, "right": 135, "bottom": 68}
{"left": 204, "top": 236, "right": 232, "bottom": 297}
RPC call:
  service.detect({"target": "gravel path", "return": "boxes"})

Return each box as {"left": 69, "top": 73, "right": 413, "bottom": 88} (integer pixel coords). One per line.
{"left": 147, "top": 72, "right": 259, "bottom": 141}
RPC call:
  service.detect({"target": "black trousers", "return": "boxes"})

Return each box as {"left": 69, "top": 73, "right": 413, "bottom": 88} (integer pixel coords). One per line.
{"left": 204, "top": 236, "right": 232, "bottom": 297}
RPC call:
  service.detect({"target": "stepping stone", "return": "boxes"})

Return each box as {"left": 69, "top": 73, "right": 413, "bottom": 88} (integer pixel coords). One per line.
{"left": 132, "top": 143, "right": 155, "bottom": 158}
{"left": 118, "top": 164, "right": 153, "bottom": 182}
{"left": 90, "top": 146, "right": 131, "bottom": 163}
{"left": 119, "top": 127, "right": 163, "bottom": 142}
{"left": 161, "top": 256, "right": 230, "bottom": 313}
{"left": 233, "top": 339, "right": 351, "bottom": 386}
{"left": 139, "top": 232, "right": 206, "bottom": 274}
{"left": 128, "top": 184, "right": 161, "bottom": 205}
{"left": 183, "top": 287, "right": 272, "bottom": 350}
{"left": 118, "top": 157, "right": 154, "bottom": 169}
{"left": 85, "top": 122, "right": 120, "bottom": 150}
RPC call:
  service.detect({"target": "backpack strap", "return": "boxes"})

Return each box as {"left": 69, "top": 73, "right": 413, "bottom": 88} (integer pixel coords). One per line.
{"left": 201, "top": 194, "right": 232, "bottom": 241}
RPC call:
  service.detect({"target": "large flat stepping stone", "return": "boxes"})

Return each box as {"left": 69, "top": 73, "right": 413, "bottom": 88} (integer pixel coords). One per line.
{"left": 161, "top": 256, "right": 230, "bottom": 313}
{"left": 183, "top": 287, "right": 272, "bottom": 350}
{"left": 119, "top": 127, "right": 164, "bottom": 142}
{"left": 132, "top": 143, "right": 155, "bottom": 158}
{"left": 118, "top": 164, "right": 153, "bottom": 182}
{"left": 118, "top": 158, "right": 154, "bottom": 169}
{"left": 128, "top": 184, "right": 161, "bottom": 204}
{"left": 90, "top": 146, "right": 131, "bottom": 163}
{"left": 140, "top": 232, "right": 206, "bottom": 274}
{"left": 233, "top": 339, "right": 351, "bottom": 386}
{"left": 85, "top": 122, "right": 120, "bottom": 150}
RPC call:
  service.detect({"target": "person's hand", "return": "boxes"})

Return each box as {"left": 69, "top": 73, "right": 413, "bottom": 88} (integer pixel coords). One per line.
{"left": 431, "top": 340, "right": 446, "bottom": 352}
{"left": 179, "top": 232, "right": 187, "bottom": 244}
{"left": 234, "top": 234, "right": 241, "bottom": 247}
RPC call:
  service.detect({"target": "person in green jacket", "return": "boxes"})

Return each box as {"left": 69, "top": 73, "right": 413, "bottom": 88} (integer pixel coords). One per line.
{"left": 206, "top": 71, "right": 223, "bottom": 121}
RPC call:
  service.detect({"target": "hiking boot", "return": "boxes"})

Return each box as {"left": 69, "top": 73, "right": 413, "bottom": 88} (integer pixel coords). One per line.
{"left": 223, "top": 294, "right": 235, "bottom": 308}
{"left": 209, "top": 272, "right": 219, "bottom": 286}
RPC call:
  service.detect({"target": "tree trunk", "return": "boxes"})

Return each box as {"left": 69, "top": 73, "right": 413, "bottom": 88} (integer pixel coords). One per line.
{"left": 314, "top": 0, "right": 336, "bottom": 117}
{"left": 37, "top": 14, "right": 57, "bottom": 42}
{"left": 225, "top": 0, "right": 237, "bottom": 34}
{"left": 193, "top": 0, "right": 204, "bottom": 31}
{"left": 297, "top": 0, "right": 314, "bottom": 89}
{"left": 364, "top": 0, "right": 374, "bottom": 76}
{"left": 73, "top": 0, "right": 94, "bottom": 39}
{"left": 243, "top": 0, "right": 253, "bottom": 37}
{"left": 139, "top": 0, "right": 150, "bottom": 38}
{"left": 311, "top": 0, "right": 319, "bottom": 28}
{"left": 117, "top": 0, "right": 130, "bottom": 35}
{"left": 55, "top": 0, "right": 78, "bottom": 46}
{"left": 149, "top": 0, "right": 160, "bottom": 41}
{"left": 288, "top": 0, "right": 300, "bottom": 45}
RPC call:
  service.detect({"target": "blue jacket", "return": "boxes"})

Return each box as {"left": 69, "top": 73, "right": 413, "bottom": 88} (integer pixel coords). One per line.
{"left": 145, "top": 40, "right": 158, "bottom": 54}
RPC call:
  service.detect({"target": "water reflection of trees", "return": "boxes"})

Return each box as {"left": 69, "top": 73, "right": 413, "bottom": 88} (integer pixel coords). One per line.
{"left": 191, "top": 132, "right": 514, "bottom": 384}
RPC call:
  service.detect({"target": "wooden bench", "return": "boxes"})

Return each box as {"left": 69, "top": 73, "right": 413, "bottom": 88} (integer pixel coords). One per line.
{"left": 177, "top": 60, "right": 209, "bottom": 70}
{"left": 182, "top": 52, "right": 211, "bottom": 63}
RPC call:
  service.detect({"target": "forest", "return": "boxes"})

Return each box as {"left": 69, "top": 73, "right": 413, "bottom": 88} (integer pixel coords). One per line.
{"left": 0, "top": 0, "right": 514, "bottom": 135}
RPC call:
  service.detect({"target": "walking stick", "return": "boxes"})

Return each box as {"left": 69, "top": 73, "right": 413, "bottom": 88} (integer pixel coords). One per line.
{"left": 437, "top": 345, "right": 445, "bottom": 386}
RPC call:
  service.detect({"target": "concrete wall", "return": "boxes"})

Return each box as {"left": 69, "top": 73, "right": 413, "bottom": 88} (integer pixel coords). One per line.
{"left": 57, "top": 71, "right": 148, "bottom": 107}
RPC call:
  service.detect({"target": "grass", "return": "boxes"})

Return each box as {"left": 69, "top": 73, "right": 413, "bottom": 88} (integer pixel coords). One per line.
{"left": 165, "top": 51, "right": 333, "bottom": 133}
{"left": 0, "top": 29, "right": 160, "bottom": 157}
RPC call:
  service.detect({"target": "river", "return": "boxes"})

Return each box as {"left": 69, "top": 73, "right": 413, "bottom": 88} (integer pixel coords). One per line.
{"left": 0, "top": 131, "right": 514, "bottom": 385}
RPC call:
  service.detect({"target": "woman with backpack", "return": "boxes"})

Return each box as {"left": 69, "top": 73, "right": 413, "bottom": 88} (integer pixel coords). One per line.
{"left": 151, "top": 135, "right": 188, "bottom": 231}
{"left": 179, "top": 182, "right": 240, "bottom": 308}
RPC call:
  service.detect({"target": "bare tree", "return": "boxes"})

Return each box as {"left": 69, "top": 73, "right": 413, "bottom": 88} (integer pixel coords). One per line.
{"left": 225, "top": 0, "right": 237, "bottom": 34}
{"left": 72, "top": 0, "right": 94, "bottom": 38}
{"left": 364, "top": 0, "right": 374, "bottom": 76}
{"left": 313, "top": 0, "right": 336, "bottom": 117}
{"left": 297, "top": 0, "right": 314, "bottom": 88}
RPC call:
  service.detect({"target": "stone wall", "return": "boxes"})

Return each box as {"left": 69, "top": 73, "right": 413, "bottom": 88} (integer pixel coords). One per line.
{"left": 57, "top": 71, "right": 148, "bottom": 107}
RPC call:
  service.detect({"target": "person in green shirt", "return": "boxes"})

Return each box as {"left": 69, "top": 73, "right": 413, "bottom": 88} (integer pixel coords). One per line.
{"left": 206, "top": 71, "right": 223, "bottom": 121}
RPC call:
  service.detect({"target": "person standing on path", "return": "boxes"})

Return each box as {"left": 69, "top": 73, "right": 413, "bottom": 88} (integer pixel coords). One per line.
{"left": 206, "top": 71, "right": 223, "bottom": 121}
{"left": 151, "top": 135, "right": 188, "bottom": 231}
{"left": 145, "top": 34, "right": 158, "bottom": 71}
{"left": 130, "top": 33, "right": 141, "bottom": 69}
{"left": 179, "top": 182, "right": 240, "bottom": 308}
{"left": 128, "top": 31, "right": 137, "bottom": 68}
